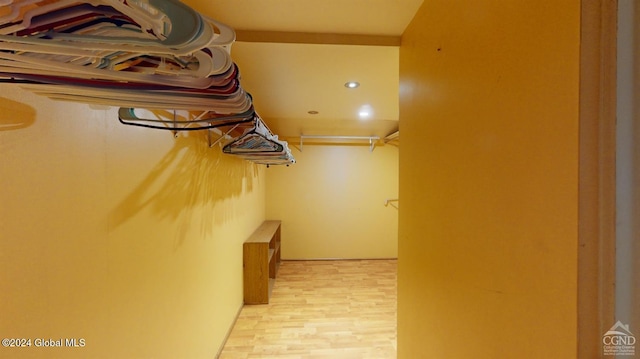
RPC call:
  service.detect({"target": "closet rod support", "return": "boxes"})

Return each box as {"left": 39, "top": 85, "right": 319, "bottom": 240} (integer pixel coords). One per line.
{"left": 384, "top": 198, "right": 399, "bottom": 209}
{"left": 171, "top": 110, "right": 179, "bottom": 138}
{"left": 209, "top": 123, "right": 239, "bottom": 148}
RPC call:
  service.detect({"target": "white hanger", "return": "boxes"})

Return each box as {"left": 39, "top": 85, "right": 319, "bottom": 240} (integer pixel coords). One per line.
{"left": 18, "top": 81, "right": 253, "bottom": 111}
{"left": 0, "top": 0, "right": 237, "bottom": 88}
{"left": 0, "top": 0, "right": 98, "bottom": 35}
{"left": 0, "top": 0, "right": 288, "bottom": 148}
{"left": 0, "top": 49, "right": 228, "bottom": 88}
{"left": 0, "top": 0, "right": 200, "bottom": 54}
{"left": 0, "top": 0, "right": 46, "bottom": 24}
{"left": 0, "top": 0, "right": 167, "bottom": 38}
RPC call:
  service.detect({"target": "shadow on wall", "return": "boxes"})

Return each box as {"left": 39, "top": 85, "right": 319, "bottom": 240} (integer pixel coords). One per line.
{"left": 109, "top": 129, "right": 260, "bottom": 247}
{"left": 0, "top": 97, "right": 36, "bottom": 131}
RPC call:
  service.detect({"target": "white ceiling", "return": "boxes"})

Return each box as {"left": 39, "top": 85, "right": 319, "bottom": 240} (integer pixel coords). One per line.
{"left": 182, "top": 0, "right": 423, "bottom": 140}
{"left": 185, "top": 0, "right": 422, "bottom": 35}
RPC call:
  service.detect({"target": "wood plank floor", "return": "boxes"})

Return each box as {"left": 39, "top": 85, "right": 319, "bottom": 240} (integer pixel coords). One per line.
{"left": 219, "top": 259, "right": 397, "bottom": 359}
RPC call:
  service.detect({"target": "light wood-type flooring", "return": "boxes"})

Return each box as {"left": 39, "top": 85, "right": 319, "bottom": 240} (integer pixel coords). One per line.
{"left": 219, "top": 259, "right": 397, "bottom": 359}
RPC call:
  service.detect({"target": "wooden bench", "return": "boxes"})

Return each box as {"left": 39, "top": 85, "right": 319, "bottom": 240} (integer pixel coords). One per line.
{"left": 243, "top": 220, "right": 281, "bottom": 304}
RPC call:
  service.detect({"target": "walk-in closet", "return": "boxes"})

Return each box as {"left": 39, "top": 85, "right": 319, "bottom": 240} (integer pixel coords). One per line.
{"left": 1, "top": 0, "right": 617, "bottom": 358}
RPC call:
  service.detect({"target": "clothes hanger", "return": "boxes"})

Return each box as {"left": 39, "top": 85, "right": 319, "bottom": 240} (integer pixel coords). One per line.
{"left": 227, "top": 141, "right": 296, "bottom": 165}
{"left": 0, "top": 66, "right": 238, "bottom": 95}
{"left": 109, "top": 0, "right": 171, "bottom": 38}
{"left": 0, "top": 0, "right": 203, "bottom": 56}
{"left": 18, "top": 81, "right": 252, "bottom": 111}
{"left": 0, "top": 0, "right": 100, "bottom": 35}
{"left": 117, "top": 104, "right": 256, "bottom": 131}
{"left": 39, "top": 13, "right": 235, "bottom": 57}
{"left": 16, "top": 73, "right": 253, "bottom": 110}
{"left": 0, "top": 50, "right": 226, "bottom": 89}
{"left": 13, "top": 3, "right": 126, "bottom": 36}
{"left": 0, "top": 0, "right": 167, "bottom": 38}
{"left": 0, "top": 0, "right": 46, "bottom": 25}
{"left": 0, "top": 38, "right": 232, "bottom": 84}
{"left": 221, "top": 116, "right": 295, "bottom": 166}
{"left": 223, "top": 118, "right": 284, "bottom": 154}
{"left": 0, "top": 55, "right": 241, "bottom": 103}
{"left": 0, "top": 0, "right": 235, "bottom": 90}
{"left": 0, "top": 1, "right": 232, "bottom": 63}
{"left": 0, "top": 1, "right": 295, "bottom": 165}
{"left": 0, "top": 21, "right": 232, "bottom": 85}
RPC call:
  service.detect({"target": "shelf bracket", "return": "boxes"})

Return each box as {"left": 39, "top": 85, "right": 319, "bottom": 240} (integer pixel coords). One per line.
{"left": 384, "top": 198, "right": 399, "bottom": 209}
{"left": 172, "top": 110, "right": 178, "bottom": 138}
{"left": 208, "top": 123, "right": 239, "bottom": 148}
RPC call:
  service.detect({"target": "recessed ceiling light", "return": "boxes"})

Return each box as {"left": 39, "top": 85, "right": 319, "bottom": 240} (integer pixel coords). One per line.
{"left": 344, "top": 81, "right": 360, "bottom": 89}
{"left": 358, "top": 104, "right": 373, "bottom": 119}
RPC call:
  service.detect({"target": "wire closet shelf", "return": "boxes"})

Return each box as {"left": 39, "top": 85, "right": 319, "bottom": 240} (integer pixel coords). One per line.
{"left": 0, "top": 0, "right": 295, "bottom": 166}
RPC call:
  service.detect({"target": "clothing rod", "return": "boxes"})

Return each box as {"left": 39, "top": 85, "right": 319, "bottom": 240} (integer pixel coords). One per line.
{"left": 300, "top": 135, "right": 381, "bottom": 140}
{"left": 299, "top": 135, "right": 381, "bottom": 152}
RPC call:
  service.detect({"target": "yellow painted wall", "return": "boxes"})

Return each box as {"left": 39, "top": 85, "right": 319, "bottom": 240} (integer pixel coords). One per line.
{"left": 266, "top": 144, "right": 398, "bottom": 259}
{"left": 0, "top": 85, "right": 265, "bottom": 358}
{"left": 398, "top": 1, "right": 579, "bottom": 358}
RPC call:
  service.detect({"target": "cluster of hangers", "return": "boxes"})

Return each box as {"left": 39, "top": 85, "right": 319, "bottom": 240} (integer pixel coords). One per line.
{"left": 222, "top": 114, "right": 294, "bottom": 166}
{"left": 0, "top": 0, "right": 295, "bottom": 166}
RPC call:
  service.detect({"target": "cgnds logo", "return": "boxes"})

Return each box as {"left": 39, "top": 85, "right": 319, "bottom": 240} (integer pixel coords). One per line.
{"left": 603, "top": 320, "right": 636, "bottom": 356}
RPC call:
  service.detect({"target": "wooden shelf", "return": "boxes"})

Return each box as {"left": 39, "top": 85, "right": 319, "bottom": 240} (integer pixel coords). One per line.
{"left": 243, "top": 220, "right": 281, "bottom": 304}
